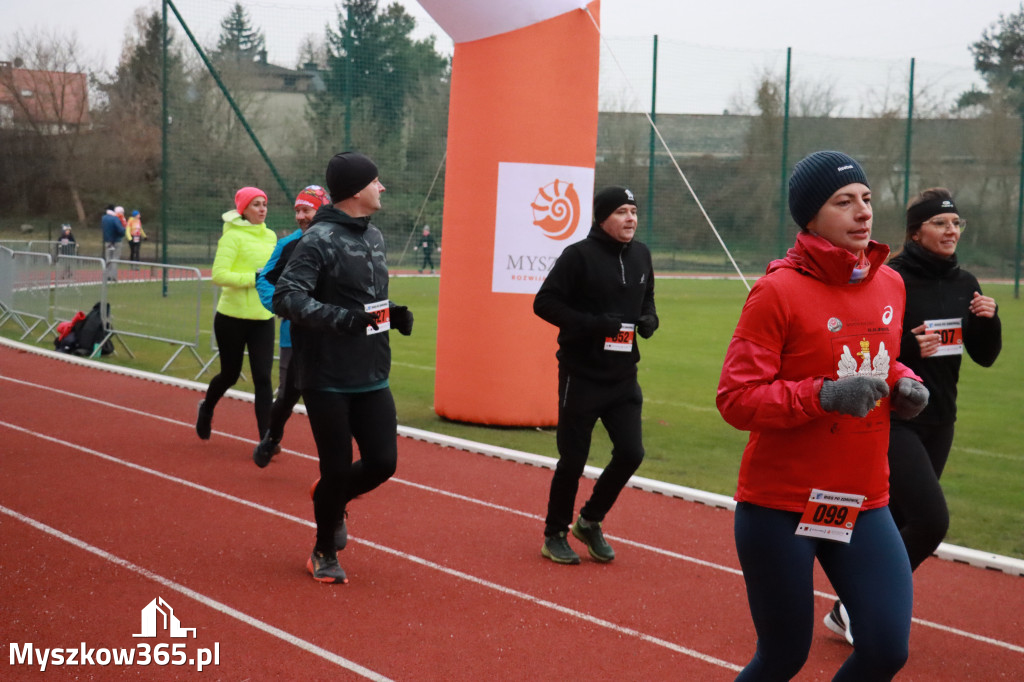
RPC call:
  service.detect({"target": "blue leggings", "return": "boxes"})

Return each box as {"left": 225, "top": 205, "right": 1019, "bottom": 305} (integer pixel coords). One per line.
{"left": 734, "top": 503, "right": 912, "bottom": 681}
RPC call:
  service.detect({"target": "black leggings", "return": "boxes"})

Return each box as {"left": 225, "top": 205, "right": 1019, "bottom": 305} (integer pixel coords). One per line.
{"left": 266, "top": 347, "right": 301, "bottom": 442}
{"left": 204, "top": 312, "right": 275, "bottom": 438}
{"left": 545, "top": 371, "right": 645, "bottom": 537}
{"left": 888, "top": 420, "right": 955, "bottom": 571}
{"left": 303, "top": 387, "right": 398, "bottom": 553}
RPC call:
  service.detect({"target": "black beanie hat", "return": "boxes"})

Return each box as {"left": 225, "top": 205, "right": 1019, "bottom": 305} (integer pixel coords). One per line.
{"left": 325, "top": 152, "right": 379, "bottom": 201}
{"left": 788, "top": 151, "right": 869, "bottom": 229}
{"left": 593, "top": 186, "right": 637, "bottom": 226}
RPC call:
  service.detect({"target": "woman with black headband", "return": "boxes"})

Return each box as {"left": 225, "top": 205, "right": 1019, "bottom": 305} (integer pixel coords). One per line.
{"left": 825, "top": 188, "right": 1002, "bottom": 646}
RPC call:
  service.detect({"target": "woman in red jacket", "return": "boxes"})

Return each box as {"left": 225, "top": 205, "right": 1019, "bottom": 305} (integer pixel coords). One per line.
{"left": 717, "top": 151, "right": 928, "bottom": 681}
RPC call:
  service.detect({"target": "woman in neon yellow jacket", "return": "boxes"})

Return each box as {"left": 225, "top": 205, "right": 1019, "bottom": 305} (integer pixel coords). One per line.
{"left": 196, "top": 187, "right": 278, "bottom": 441}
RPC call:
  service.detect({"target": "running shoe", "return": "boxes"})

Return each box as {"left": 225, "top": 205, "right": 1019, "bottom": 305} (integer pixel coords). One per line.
{"left": 252, "top": 432, "right": 281, "bottom": 468}
{"left": 824, "top": 600, "right": 854, "bottom": 645}
{"left": 307, "top": 549, "right": 348, "bottom": 584}
{"left": 195, "top": 399, "right": 212, "bottom": 440}
{"left": 571, "top": 516, "right": 615, "bottom": 562}
{"left": 541, "top": 532, "right": 581, "bottom": 565}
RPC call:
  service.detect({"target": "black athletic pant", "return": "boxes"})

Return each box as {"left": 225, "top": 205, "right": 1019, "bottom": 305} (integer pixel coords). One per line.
{"left": 204, "top": 312, "right": 274, "bottom": 438}
{"left": 544, "top": 370, "right": 645, "bottom": 537}
{"left": 303, "top": 387, "right": 398, "bottom": 553}
{"left": 266, "top": 347, "right": 301, "bottom": 442}
{"left": 887, "top": 420, "right": 956, "bottom": 571}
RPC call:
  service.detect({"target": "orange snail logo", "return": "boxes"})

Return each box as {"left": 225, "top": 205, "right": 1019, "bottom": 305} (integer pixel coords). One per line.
{"left": 530, "top": 179, "right": 580, "bottom": 241}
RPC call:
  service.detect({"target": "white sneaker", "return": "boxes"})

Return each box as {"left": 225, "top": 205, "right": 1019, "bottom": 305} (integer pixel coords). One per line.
{"left": 824, "top": 601, "right": 854, "bottom": 646}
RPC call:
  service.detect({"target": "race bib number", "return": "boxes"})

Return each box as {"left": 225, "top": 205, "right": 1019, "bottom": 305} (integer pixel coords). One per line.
{"left": 365, "top": 300, "right": 390, "bottom": 335}
{"left": 604, "top": 323, "right": 635, "bottom": 352}
{"left": 795, "top": 489, "right": 864, "bottom": 543}
{"left": 924, "top": 318, "right": 963, "bottom": 356}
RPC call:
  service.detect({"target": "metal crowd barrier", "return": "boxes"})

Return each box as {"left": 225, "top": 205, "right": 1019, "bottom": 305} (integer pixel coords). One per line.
{"left": 102, "top": 260, "right": 205, "bottom": 371}
{"left": 46, "top": 254, "right": 107, "bottom": 345}
{"left": 0, "top": 251, "right": 206, "bottom": 371}
{"left": 0, "top": 247, "right": 17, "bottom": 331}
{"left": 0, "top": 250, "right": 53, "bottom": 339}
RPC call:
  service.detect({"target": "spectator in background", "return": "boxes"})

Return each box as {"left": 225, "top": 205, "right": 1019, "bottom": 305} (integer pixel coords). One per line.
{"left": 274, "top": 151, "right": 414, "bottom": 584}
{"left": 717, "top": 151, "right": 928, "bottom": 680}
{"left": 196, "top": 187, "right": 278, "bottom": 441}
{"left": 414, "top": 225, "right": 438, "bottom": 273}
{"left": 101, "top": 205, "right": 125, "bottom": 282}
{"left": 252, "top": 184, "right": 332, "bottom": 467}
{"left": 127, "top": 210, "right": 146, "bottom": 265}
{"left": 56, "top": 224, "right": 76, "bottom": 279}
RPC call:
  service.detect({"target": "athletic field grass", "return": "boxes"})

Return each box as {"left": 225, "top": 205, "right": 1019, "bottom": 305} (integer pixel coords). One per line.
{"left": 3, "top": 275, "right": 1021, "bottom": 560}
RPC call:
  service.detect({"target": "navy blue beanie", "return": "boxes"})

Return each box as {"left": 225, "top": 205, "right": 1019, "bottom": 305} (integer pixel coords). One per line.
{"left": 788, "top": 151, "right": 869, "bottom": 228}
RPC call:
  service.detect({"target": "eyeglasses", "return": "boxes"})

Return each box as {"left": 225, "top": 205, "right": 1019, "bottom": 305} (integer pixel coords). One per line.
{"left": 924, "top": 218, "right": 966, "bottom": 232}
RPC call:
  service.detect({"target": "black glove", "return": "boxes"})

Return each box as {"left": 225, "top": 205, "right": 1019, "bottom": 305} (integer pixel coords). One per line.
{"left": 336, "top": 309, "right": 379, "bottom": 336}
{"left": 637, "top": 314, "right": 659, "bottom": 339}
{"left": 819, "top": 376, "right": 889, "bottom": 418}
{"left": 391, "top": 305, "right": 414, "bottom": 336}
{"left": 891, "top": 377, "right": 929, "bottom": 420}
{"left": 590, "top": 313, "right": 623, "bottom": 338}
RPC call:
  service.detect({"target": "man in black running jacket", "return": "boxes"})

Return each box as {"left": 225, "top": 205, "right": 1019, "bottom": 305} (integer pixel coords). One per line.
{"left": 533, "top": 185, "right": 658, "bottom": 565}
{"left": 273, "top": 151, "right": 414, "bottom": 585}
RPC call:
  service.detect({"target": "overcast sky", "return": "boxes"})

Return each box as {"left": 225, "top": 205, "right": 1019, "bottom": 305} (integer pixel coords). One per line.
{"left": 1, "top": 0, "right": 1020, "bottom": 113}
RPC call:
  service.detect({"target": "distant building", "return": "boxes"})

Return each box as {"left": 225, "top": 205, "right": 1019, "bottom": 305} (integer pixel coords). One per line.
{"left": 0, "top": 62, "right": 90, "bottom": 133}
{"left": 213, "top": 50, "right": 323, "bottom": 156}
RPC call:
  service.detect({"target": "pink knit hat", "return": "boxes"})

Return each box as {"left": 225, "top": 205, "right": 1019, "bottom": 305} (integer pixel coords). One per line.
{"left": 234, "top": 187, "right": 267, "bottom": 215}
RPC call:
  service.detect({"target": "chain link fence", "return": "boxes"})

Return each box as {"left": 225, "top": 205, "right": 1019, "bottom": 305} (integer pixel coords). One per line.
{"left": 3, "top": 2, "right": 1019, "bottom": 284}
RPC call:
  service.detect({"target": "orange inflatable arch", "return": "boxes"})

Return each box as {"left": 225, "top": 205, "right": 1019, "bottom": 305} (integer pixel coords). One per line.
{"left": 418, "top": 0, "right": 602, "bottom": 426}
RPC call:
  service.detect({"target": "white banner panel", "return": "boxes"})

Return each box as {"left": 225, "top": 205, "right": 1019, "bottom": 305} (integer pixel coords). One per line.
{"left": 416, "top": 0, "right": 589, "bottom": 43}
{"left": 492, "top": 162, "right": 593, "bottom": 294}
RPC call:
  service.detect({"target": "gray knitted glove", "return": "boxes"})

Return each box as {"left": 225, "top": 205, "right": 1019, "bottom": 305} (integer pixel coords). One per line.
{"left": 891, "top": 377, "right": 929, "bottom": 420}
{"left": 819, "top": 376, "right": 889, "bottom": 418}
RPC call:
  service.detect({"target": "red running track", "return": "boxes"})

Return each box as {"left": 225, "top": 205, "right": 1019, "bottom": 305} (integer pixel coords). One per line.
{"left": 1, "top": 343, "right": 1022, "bottom": 680}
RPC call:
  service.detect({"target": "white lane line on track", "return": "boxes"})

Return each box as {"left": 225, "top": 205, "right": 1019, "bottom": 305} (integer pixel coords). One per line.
{"left": 0, "top": 419, "right": 744, "bottom": 672}
{"left": 0, "top": 374, "right": 746, "bottom": 579}
{"left": 0, "top": 503, "right": 393, "bottom": 682}
{"left": 3, "top": 377, "right": 1024, "bottom": 655}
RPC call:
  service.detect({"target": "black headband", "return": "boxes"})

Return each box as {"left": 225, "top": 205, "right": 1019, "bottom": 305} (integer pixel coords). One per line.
{"left": 907, "top": 196, "right": 958, "bottom": 228}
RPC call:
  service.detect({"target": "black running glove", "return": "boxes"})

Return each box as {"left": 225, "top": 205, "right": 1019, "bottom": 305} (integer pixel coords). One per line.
{"left": 336, "top": 309, "right": 379, "bottom": 336}
{"left": 636, "top": 314, "right": 659, "bottom": 339}
{"left": 819, "top": 376, "right": 889, "bottom": 418}
{"left": 590, "top": 313, "right": 623, "bottom": 338}
{"left": 391, "top": 305, "right": 414, "bottom": 336}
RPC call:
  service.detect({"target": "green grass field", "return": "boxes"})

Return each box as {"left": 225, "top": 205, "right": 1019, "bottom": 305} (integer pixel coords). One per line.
{"left": 4, "top": 275, "right": 1022, "bottom": 559}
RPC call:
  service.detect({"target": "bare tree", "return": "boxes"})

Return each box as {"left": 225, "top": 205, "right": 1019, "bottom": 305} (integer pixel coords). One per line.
{"left": 0, "top": 30, "right": 95, "bottom": 223}
{"left": 728, "top": 68, "right": 846, "bottom": 118}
